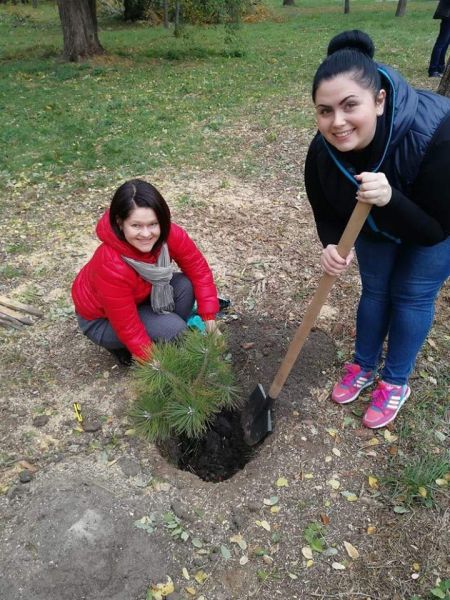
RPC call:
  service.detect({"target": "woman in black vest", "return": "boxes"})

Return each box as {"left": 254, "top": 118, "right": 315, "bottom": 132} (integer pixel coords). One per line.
{"left": 305, "top": 30, "right": 450, "bottom": 428}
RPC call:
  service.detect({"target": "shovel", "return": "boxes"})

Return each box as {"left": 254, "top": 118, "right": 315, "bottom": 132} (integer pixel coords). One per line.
{"left": 241, "top": 202, "right": 372, "bottom": 446}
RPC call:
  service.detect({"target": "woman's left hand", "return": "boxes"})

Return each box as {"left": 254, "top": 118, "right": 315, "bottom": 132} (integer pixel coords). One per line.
{"left": 355, "top": 172, "right": 392, "bottom": 207}
{"left": 205, "top": 320, "right": 221, "bottom": 335}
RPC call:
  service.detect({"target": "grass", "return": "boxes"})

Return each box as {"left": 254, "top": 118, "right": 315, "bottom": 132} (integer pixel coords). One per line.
{"left": 0, "top": 0, "right": 442, "bottom": 192}
{"left": 383, "top": 454, "right": 450, "bottom": 508}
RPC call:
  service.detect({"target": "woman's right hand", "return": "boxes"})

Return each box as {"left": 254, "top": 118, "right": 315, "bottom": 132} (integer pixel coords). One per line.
{"left": 320, "top": 244, "right": 354, "bottom": 276}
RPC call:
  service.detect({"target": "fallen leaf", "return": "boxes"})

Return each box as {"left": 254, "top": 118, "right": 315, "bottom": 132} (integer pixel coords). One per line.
{"left": 303, "top": 473, "right": 314, "bottom": 480}
{"left": 288, "top": 572, "right": 298, "bottom": 579}
{"left": 194, "top": 570, "right": 207, "bottom": 584}
{"left": 343, "top": 541, "right": 359, "bottom": 559}
{"left": 182, "top": 568, "right": 190, "bottom": 580}
{"left": 150, "top": 576, "right": 175, "bottom": 599}
{"left": 185, "top": 587, "right": 196, "bottom": 596}
{"left": 276, "top": 477, "right": 289, "bottom": 488}
{"left": 191, "top": 538, "right": 203, "bottom": 548}
{"left": 320, "top": 513, "right": 331, "bottom": 526}
{"left": 306, "top": 559, "right": 314, "bottom": 568}
{"left": 435, "top": 478, "right": 448, "bottom": 487}
{"left": 154, "top": 481, "right": 171, "bottom": 492}
{"left": 341, "top": 491, "right": 358, "bottom": 502}
{"left": 332, "top": 448, "right": 341, "bottom": 457}
{"left": 412, "top": 562, "right": 420, "bottom": 572}
{"left": 230, "top": 534, "right": 247, "bottom": 550}
{"left": 383, "top": 430, "right": 398, "bottom": 443}
{"left": 239, "top": 555, "right": 249, "bottom": 565}
{"left": 255, "top": 520, "right": 271, "bottom": 531}
{"left": 18, "top": 460, "right": 38, "bottom": 473}
{"left": 326, "top": 428, "right": 338, "bottom": 437}
{"left": 327, "top": 479, "right": 340, "bottom": 490}
{"left": 368, "top": 476, "right": 379, "bottom": 489}
{"left": 366, "top": 437, "right": 380, "bottom": 447}
{"left": 262, "top": 555, "right": 274, "bottom": 566}
{"left": 388, "top": 445, "right": 398, "bottom": 456}
{"left": 393, "top": 505, "right": 410, "bottom": 514}
{"left": 241, "top": 342, "right": 255, "bottom": 350}
{"left": 263, "top": 496, "right": 279, "bottom": 506}
{"left": 427, "top": 338, "right": 437, "bottom": 348}
{"left": 367, "top": 525, "right": 376, "bottom": 535}
{"left": 302, "top": 546, "right": 313, "bottom": 560}
{"left": 270, "top": 506, "right": 280, "bottom": 514}
{"left": 332, "top": 562, "right": 346, "bottom": 570}
{"left": 220, "top": 545, "right": 232, "bottom": 560}
{"left": 418, "top": 486, "right": 427, "bottom": 498}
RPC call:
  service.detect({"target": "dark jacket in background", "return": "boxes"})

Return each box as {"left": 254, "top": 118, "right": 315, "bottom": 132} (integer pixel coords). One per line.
{"left": 434, "top": 0, "right": 450, "bottom": 20}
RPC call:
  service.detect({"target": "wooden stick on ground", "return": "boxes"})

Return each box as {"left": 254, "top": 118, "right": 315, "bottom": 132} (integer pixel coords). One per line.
{"left": 0, "top": 295, "right": 43, "bottom": 317}
{"left": 0, "top": 305, "right": 33, "bottom": 325}
{"left": 0, "top": 314, "right": 24, "bottom": 330}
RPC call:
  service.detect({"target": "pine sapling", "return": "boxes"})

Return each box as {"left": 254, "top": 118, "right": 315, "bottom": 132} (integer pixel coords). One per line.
{"left": 131, "top": 329, "right": 240, "bottom": 442}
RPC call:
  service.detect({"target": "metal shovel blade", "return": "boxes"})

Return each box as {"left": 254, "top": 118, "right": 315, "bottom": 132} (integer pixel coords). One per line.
{"left": 241, "top": 383, "right": 273, "bottom": 446}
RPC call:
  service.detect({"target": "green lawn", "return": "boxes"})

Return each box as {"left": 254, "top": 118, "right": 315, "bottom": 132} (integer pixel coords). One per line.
{"left": 0, "top": 0, "right": 440, "bottom": 191}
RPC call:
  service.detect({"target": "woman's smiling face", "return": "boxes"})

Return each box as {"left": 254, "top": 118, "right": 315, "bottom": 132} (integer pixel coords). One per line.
{"left": 120, "top": 206, "right": 161, "bottom": 253}
{"left": 314, "top": 73, "right": 386, "bottom": 152}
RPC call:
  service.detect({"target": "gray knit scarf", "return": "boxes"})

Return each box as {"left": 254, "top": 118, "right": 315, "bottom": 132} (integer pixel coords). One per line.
{"left": 122, "top": 243, "right": 175, "bottom": 313}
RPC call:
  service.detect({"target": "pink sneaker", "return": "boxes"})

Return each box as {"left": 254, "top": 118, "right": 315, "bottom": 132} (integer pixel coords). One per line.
{"left": 331, "top": 363, "right": 375, "bottom": 405}
{"left": 362, "top": 380, "right": 411, "bottom": 429}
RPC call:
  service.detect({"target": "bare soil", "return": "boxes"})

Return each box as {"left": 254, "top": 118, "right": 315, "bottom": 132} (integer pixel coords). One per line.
{"left": 0, "top": 126, "right": 449, "bottom": 599}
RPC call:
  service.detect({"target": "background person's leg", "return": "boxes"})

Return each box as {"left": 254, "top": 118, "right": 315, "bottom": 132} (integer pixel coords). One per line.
{"left": 429, "top": 19, "right": 450, "bottom": 75}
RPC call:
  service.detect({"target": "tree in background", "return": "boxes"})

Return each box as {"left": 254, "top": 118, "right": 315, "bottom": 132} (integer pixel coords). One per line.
{"left": 56, "top": 0, "right": 104, "bottom": 62}
{"left": 438, "top": 63, "right": 450, "bottom": 96}
{"left": 344, "top": 0, "right": 350, "bottom": 14}
{"left": 395, "top": 0, "right": 407, "bottom": 17}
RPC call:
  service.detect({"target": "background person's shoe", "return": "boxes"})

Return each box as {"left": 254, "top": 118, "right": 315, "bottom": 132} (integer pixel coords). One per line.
{"left": 362, "top": 380, "right": 410, "bottom": 429}
{"left": 429, "top": 71, "right": 442, "bottom": 78}
{"left": 331, "top": 363, "right": 375, "bottom": 404}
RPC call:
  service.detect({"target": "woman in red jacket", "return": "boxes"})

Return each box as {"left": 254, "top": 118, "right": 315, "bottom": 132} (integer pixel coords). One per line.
{"left": 72, "top": 179, "right": 219, "bottom": 365}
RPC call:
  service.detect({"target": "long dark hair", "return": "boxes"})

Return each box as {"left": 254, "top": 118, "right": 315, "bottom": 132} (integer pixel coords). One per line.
{"left": 109, "top": 179, "right": 171, "bottom": 251}
{"left": 312, "top": 30, "right": 382, "bottom": 101}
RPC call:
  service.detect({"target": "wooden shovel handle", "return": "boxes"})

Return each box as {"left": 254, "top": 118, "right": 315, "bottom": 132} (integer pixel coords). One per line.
{"left": 268, "top": 202, "right": 372, "bottom": 400}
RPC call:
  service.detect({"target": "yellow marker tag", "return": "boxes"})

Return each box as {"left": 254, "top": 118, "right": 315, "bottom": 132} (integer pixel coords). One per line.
{"left": 73, "top": 402, "right": 83, "bottom": 423}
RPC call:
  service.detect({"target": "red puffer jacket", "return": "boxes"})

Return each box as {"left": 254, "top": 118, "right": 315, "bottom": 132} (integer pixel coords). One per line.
{"left": 72, "top": 211, "right": 218, "bottom": 359}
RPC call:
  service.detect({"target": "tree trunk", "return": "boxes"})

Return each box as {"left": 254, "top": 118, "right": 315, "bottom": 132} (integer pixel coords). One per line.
{"left": 163, "top": 0, "right": 169, "bottom": 27}
{"left": 344, "top": 0, "right": 350, "bottom": 14}
{"left": 56, "top": 0, "right": 104, "bottom": 62}
{"left": 437, "top": 62, "right": 450, "bottom": 97}
{"left": 283, "top": 0, "right": 295, "bottom": 6}
{"left": 174, "top": 0, "right": 181, "bottom": 36}
{"left": 395, "top": 0, "right": 407, "bottom": 17}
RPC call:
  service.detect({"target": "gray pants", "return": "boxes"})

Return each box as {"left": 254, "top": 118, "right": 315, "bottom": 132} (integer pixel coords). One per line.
{"left": 77, "top": 273, "right": 194, "bottom": 351}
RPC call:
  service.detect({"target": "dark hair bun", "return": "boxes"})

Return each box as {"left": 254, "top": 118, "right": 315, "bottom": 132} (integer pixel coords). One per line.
{"left": 327, "top": 30, "right": 375, "bottom": 58}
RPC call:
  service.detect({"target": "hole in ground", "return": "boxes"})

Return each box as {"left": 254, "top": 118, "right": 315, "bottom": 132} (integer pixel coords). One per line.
{"left": 158, "top": 409, "right": 254, "bottom": 482}
{"left": 156, "top": 315, "right": 335, "bottom": 482}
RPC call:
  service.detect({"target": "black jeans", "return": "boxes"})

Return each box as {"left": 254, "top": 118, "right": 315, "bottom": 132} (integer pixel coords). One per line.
{"left": 77, "top": 272, "right": 195, "bottom": 351}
